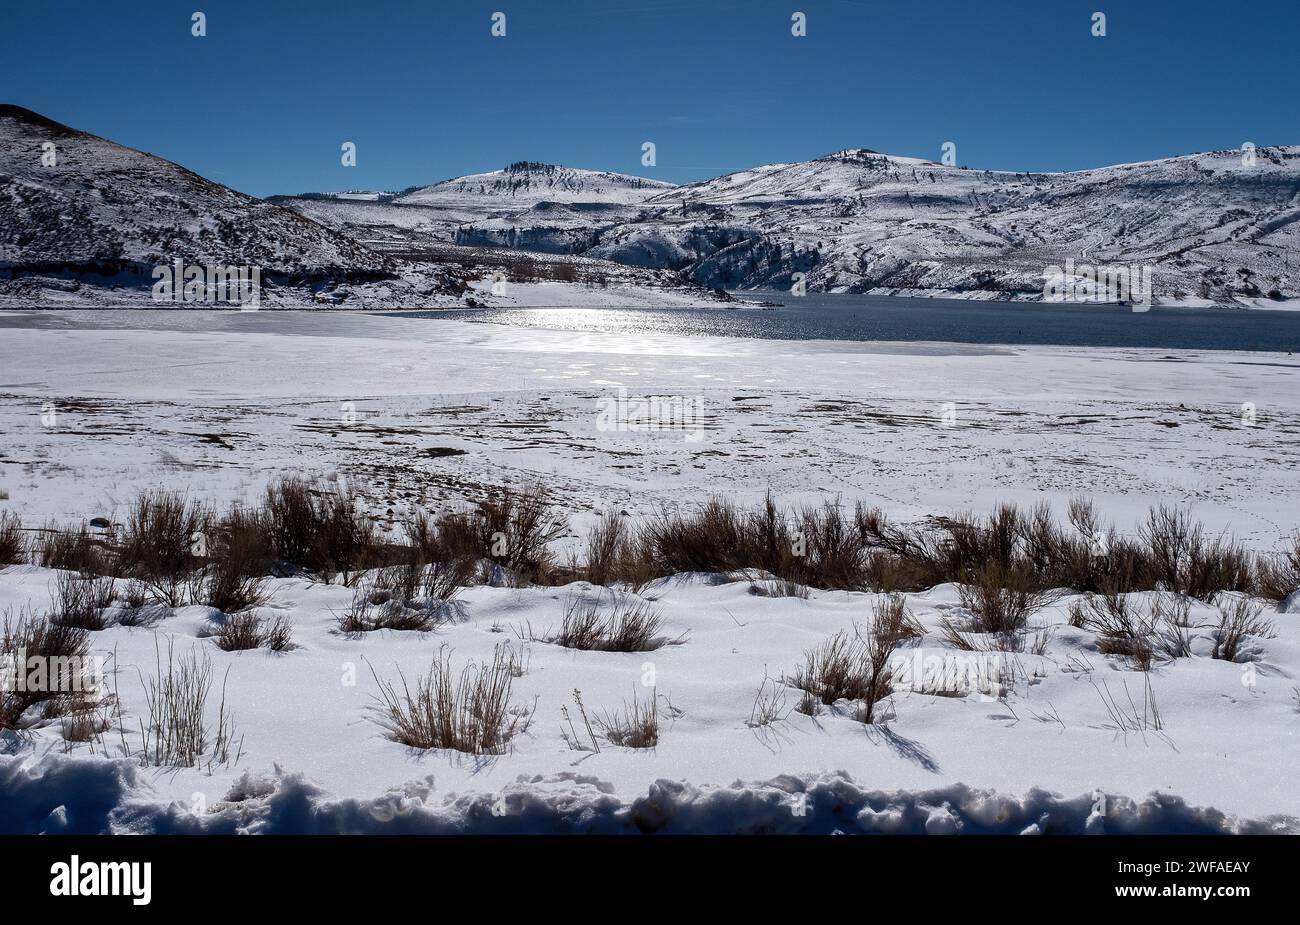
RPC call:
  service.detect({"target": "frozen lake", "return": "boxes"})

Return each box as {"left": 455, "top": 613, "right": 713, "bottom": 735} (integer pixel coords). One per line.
{"left": 396, "top": 292, "right": 1300, "bottom": 352}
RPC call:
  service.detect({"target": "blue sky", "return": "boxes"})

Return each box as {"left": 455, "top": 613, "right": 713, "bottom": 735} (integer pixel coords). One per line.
{"left": 2, "top": 0, "right": 1296, "bottom": 197}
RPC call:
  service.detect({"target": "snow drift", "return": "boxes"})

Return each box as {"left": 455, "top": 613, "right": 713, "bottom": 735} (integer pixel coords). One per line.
{"left": 3, "top": 755, "right": 1293, "bottom": 835}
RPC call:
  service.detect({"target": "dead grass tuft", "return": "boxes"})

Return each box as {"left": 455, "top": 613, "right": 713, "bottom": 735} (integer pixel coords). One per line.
{"left": 528, "top": 595, "right": 667, "bottom": 652}
{"left": 370, "top": 644, "right": 526, "bottom": 754}
{"left": 595, "top": 687, "right": 660, "bottom": 748}
{"left": 212, "top": 611, "right": 295, "bottom": 652}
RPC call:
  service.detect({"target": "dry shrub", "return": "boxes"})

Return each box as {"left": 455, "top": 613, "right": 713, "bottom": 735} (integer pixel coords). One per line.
{"left": 437, "top": 482, "right": 567, "bottom": 584}
{"left": 585, "top": 506, "right": 665, "bottom": 584}
{"left": 748, "top": 576, "right": 810, "bottom": 599}
{"left": 584, "top": 510, "right": 629, "bottom": 586}
{"left": 863, "top": 549, "right": 942, "bottom": 593}
{"left": 0, "top": 609, "right": 93, "bottom": 731}
{"left": 1077, "top": 589, "right": 1195, "bottom": 668}
{"left": 339, "top": 531, "right": 474, "bottom": 634}
{"left": 117, "top": 492, "right": 209, "bottom": 604}
{"left": 1092, "top": 673, "right": 1166, "bottom": 737}
{"left": 923, "top": 501, "right": 1106, "bottom": 592}
{"left": 337, "top": 580, "right": 441, "bottom": 633}
{"left": 1137, "top": 505, "right": 1196, "bottom": 593}
{"left": 50, "top": 570, "right": 115, "bottom": 630}
{"left": 373, "top": 561, "right": 421, "bottom": 607}
{"left": 948, "top": 562, "right": 1056, "bottom": 648}
{"left": 264, "top": 475, "right": 318, "bottom": 564}
{"left": 421, "top": 556, "right": 476, "bottom": 603}
{"left": 795, "top": 688, "right": 820, "bottom": 716}
{"left": 787, "top": 607, "right": 899, "bottom": 723}
{"left": 1138, "top": 506, "right": 1254, "bottom": 600}
{"left": 1211, "top": 596, "right": 1274, "bottom": 662}
{"left": 1077, "top": 588, "right": 1147, "bottom": 657}
{"left": 60, "top": 703, "right": 111, "bottom": 744}
{"left": 639, "top": 497, "right": 753, "bottom": 576}
{"left": 1152, "top": 623, "right": 1193, "bottom": 661}
{"left": 940, "top": 505, "right": 1022, "bottom": 578}
{"left": 1257, "top": 533, "right": 1300, "bottom": 602}
{"left": 214, "top": 612, "right": 262, "bottom": 651}
{"left": 856, "top": 621, "right": 899, "bottom": 724}
{"left": 747, "top": 673, "right": 791, "bottom": 728}
{"left": 793, "top": 500, "right": 871, "bottom": 590}
{"left": 371, "top": 644, "right": 525, "bottom": 754}
{"left": 263, "top": 614, "right": 295, "bottom": 652}
{"left": 402, "top": 512, "right": 479, "bottom": 599}
{"left": 790, "top": 631, "right": 865, "bottom": 705}
{"left": 136, "top": 638, "right": 239, "bottom": 769}
{"left": 530, "top": 596, "right": 666, "bottom": 652}
{"left": 872, "top": 592, "right": 924, "bottom": 644}
{"left": 855, "top": 504, "right": 928, "bottom": 560}
{"left": 560, "top": 689, "right": 600, "bottom": 752}
{"left": 1185, "top": 536, "right": 1255, "bottom": 600}
{"left": 213, "top": 612, "right": 294, "bottom": 652}
{"left": 636, "top": 495, "right": 869, "bottom": 591}
{"left": 119, "top": 491, "right": 208, "bottom": 576}
{"left": 34, "top": 523, "right": 109, "bottom": 574}
{"left": 307, "top": 485, "right": 378, "bottom": 584}
{"left": 264, "top": 476, "right": 378, "bottom": 583}
{"left": 199, "top": 507, "right": 272, "bottom": 613}
{"left": 631, "top": 496, "right": 1120, "bottom": 595}
{"left": 0, "top": 511, "right": 24, "bottom": 565}
{"left": 1150, "top": 592, "right": 1195, "bottom": 661}
{"left": 121, "top": 578, "right": 150, "bottom": 609}
{"left": 855, "top": 499, "right": 1267, "bottom": 602}
{"left": 595, "top": 687, "right": 659, "bottom": 748}
{"left": 115, "top": 579, "right": 167, "bottom": 627}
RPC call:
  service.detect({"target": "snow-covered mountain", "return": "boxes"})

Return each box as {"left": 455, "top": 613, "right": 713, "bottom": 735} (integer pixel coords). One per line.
{"left": 0, "top": 105, "right": 467, "bottom": 307}
{"left": 284, "top": 146, "right": 1300, "bottom": 305}
{"left": 273, "top": 162, "right": 674, "bottom": 256}
{"left": 620, "top": 147, "right": 1300, "bottom": 303}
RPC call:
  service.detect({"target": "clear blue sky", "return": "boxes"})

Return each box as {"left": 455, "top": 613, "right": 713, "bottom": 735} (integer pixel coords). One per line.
{"left": 3, "top": 0, "right": 1296, "bottom": 197}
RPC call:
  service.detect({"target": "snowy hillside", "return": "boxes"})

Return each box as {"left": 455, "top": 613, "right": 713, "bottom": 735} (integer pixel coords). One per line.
{"left": 624, "top": 147, "right": 1300, "bottom": 304}
{"left": 0, "top": 105, "right": 480, "bottom": 307}
{"left": 283, "top": 146, "right": 1300, "bottom": 306}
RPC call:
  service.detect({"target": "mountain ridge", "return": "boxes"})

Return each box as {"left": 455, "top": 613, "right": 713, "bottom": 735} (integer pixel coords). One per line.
{"left": 278, "top": 141, "right": 1300, "bottom": 304}
{"left": 0, "top": 104, "right": 473, "bottom": 307}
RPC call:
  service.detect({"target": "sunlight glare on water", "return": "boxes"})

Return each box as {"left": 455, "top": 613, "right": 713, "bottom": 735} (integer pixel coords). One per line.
{"left": 392, "top": 292, "right": 1300, "bottom": 353}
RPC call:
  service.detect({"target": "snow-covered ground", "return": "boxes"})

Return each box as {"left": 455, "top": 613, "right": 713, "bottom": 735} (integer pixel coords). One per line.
{"left": 1, "top": 309, "right": 1298, "bottom": 833}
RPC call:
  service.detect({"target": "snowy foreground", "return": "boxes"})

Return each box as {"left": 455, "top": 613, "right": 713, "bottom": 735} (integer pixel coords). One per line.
{"left": 1, "top": 310, "right": 1298, "bottom": 834}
